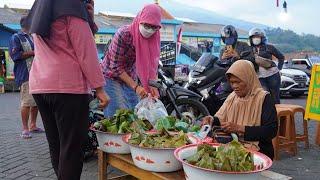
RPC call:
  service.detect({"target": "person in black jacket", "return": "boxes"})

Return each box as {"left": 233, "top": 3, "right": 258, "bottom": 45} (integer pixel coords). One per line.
{"left": 202, "top": 60, "right": 278, "bottom": 160}
{"left": 249, "top": 28, "right": 285, "bottom": 104}
{"left": 219, "top": 25, "right": 258, "bottom": 71}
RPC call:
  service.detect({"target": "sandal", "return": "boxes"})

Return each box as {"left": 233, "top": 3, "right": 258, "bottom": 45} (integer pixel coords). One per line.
{"left": 30, "top": 127, "right": 45, "bottom": 133}
{"left": 21, "top": 130, "right": 32, "bottom": 139}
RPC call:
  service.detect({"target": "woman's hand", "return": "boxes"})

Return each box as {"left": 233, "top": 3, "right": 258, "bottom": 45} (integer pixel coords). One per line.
{"left": 221, "top": 122, "right": 245, "bottom": 133}
{"left": 86, "top": 0, "right": 95, "bottom": 20}
{"left": 150, "top": 86, "right": 159, "bottom": 98}
{"left": 201, "top": 116, "right": 213, "bottom": 126}
{"left": 136, "top": 86, "right": 148, "bottom": 99}
{"left": 95, "top": 87, "right": 110, "bottom": 109}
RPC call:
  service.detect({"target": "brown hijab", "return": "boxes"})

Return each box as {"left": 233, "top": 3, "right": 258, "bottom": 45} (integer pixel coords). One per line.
{"left": 215, "top": 60, "right": 268, "bottom": 148}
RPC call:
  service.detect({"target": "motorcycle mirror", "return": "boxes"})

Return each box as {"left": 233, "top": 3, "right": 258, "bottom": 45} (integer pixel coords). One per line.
{"left": 159, "top": 60, "right": 163, "bottom": 67}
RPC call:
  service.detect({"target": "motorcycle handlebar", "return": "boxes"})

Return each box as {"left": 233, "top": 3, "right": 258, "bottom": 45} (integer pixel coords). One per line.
{"left": 149, "top": 80, "right": 162, "bottom": 89}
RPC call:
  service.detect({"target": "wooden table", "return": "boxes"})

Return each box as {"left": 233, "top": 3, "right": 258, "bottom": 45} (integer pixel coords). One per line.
{"left": 98, "top": 149, "right": 292, "bottom": 180}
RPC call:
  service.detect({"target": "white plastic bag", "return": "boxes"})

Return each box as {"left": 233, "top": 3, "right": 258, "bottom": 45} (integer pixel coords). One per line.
{"left": 135, "top": 97, "right": 168, "bottom": 126}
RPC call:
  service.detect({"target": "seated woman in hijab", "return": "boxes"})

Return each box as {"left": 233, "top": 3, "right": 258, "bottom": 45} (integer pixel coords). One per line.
{"left": 202, "top": 60, "right": 278, "bottom": 160}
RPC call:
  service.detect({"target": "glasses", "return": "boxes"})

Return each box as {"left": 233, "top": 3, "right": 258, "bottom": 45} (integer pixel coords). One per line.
{"left": 142, "top": 23, "right": 161, "bottom": 31}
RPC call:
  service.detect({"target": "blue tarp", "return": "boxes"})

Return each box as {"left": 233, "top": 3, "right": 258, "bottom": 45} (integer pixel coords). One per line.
{"left": 3, "top": 24, "right": 21, "bottom": 31}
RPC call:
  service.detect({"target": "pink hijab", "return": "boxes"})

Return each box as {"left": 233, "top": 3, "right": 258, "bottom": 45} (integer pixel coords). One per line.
{"left": 129, "top": 4, "right": 162, "bottom": 92}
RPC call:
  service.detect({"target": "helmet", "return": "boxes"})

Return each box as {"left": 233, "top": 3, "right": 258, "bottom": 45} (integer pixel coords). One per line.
{"left": 249, "top": 28, "right": 267, "bottom": 45}
{"left": 221, "top": 25, "right": 238, "bottom": 45}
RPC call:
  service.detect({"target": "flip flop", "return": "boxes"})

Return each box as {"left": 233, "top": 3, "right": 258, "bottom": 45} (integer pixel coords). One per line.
{"left": 30, "top": 127, "right": 45, "bottom": 133}
{"left": 21, "top": 130, "right": 32, "bottom": 139}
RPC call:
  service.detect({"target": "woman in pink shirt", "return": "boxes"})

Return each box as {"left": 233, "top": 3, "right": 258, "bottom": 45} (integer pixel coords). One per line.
{"left": 26, "top": 0, "right": 109, "bottom": 179}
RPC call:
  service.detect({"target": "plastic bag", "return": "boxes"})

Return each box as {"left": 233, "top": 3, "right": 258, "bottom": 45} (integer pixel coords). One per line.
{"left": 135, "top": 97, "right": 168, "bottom": 126}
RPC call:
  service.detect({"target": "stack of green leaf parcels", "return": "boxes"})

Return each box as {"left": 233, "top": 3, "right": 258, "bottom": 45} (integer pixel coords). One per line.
{"left": 155, "top": 116, "right": 200, "bottom": 133}
{"left": 128, "top": 130, "right": 190, "bottom": 148}
{"left": 186, "top": 141, "right": 255, "bottom": 172}
{"left": 93, "top": 109, "right": 153, "bottom": 134}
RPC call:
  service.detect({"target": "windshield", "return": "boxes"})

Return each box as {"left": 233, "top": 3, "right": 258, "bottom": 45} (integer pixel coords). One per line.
{"left": 191, "top": 53, "right": 217, "bottom": 72}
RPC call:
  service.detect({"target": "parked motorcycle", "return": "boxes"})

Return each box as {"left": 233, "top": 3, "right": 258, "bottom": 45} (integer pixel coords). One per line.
{"left": 149, "top": 62, "right": 209, "bottom": 124}
{"left": 184, "top": 53, "right": 228, "bottom": 116}
{"left": 185, "top": 51, "right": 252, "bottom": 115}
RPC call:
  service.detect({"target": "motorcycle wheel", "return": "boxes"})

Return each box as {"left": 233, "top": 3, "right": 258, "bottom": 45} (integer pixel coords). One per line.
{"left": 166, "top": 98, "right": 210, "bottom": 124}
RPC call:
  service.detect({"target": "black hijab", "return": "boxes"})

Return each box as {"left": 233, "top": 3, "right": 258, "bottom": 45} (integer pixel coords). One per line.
{"left": 26, "top": 0, "right": 93, "bottom": 38}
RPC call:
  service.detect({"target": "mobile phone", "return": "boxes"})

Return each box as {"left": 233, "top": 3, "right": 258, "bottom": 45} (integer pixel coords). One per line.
{"left": 226, "top": 45, "right": 233, "bottom": 51}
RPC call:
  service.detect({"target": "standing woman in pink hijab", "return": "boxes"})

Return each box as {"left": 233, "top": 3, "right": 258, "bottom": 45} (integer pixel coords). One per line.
{"left": 101, "top": 4, "right": 162, "bottom": 117}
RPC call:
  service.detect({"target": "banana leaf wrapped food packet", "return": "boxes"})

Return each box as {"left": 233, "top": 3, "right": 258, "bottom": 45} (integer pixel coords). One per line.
{"left": 155, "top": 116, "right": 201, "bottom": 133}
{"left": 128, "top": 130, "right": 190, "bottom": 148}
{"left": 93, "top": 109, "right": 152, "bottom": 134}
{"left": 186, "top": 141, "right": 254, "bottom": 172}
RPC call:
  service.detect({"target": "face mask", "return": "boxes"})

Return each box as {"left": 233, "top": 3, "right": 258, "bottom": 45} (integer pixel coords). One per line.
{"left": 224, "top": 37, "right": 236, "bottom": 45}
{"left": 252, "top": 37, "right": 262, "bottom": 45}
{"left": 139, "top": 24, "right": 156, "bottom": 38}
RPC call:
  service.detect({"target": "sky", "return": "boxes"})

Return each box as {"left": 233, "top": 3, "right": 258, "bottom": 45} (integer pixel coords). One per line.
{"left": 0, "top": 0, "right": 317, "bottom": 36}
{"left": 173, "top": 0, "right": 317, "bottom": 36}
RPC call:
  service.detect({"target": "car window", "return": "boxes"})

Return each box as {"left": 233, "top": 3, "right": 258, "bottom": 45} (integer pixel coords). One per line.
{"left": 292, "top": 60, "right": 307, "bottom": 65}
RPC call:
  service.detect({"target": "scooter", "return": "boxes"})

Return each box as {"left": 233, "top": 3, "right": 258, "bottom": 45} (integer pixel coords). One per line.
{"left": 184, "top": 53, "right": 228, "bottom": 115}
{"left": 185, "top": 51, "right": 252, "bottom": 116}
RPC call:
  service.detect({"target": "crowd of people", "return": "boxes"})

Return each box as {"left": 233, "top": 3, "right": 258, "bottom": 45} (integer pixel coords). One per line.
{"left": 7, "top": 0, "right": 285, "bottom": 179}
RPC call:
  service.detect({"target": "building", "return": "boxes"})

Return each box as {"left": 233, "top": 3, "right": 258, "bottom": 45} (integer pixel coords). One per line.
{"left": 0, "top": 5, "right": 249, "bottom": 81}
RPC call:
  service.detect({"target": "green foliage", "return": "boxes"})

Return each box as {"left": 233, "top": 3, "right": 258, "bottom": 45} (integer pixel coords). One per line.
{"left": 128, "top": 130, "right": 189, "bottom": 148}
{"left": 93, "top": 109, "right": 152, "bottom": 134}
{"left": 186, "top": 141, "right": 255, "bottom": 172}
{"left": 266, "top": 28, "right": 320, "bottom": 53}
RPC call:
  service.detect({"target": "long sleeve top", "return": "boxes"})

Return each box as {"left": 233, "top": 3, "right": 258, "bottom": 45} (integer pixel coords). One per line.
{"left": 253, "top": 44, "right": 285, "bottom": 78}
{"left": 219, "top": 41, "right": 258, "bottom": 72}
{"left": 100, "top": 26, "right": 137, "bottom": 81}
{"left": 29, "top": 16, "right": 105, "bottom": 94}
{"left": 212, "top": 94, "right": 278, "bottom": 160}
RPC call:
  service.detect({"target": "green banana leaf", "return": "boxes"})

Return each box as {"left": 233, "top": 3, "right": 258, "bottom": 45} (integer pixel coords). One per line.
{"left": 186, "top": 141, "right": 255, "bottom": 172}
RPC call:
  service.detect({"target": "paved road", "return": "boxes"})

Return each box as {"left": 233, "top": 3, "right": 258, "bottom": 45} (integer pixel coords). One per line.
{"left": 0, "top": 92, "right": 319, "bottom": 180}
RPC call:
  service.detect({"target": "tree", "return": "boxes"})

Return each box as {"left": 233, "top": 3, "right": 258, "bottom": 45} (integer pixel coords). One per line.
{"left": 265, "top": 28, "right": 320, "bottom": 53}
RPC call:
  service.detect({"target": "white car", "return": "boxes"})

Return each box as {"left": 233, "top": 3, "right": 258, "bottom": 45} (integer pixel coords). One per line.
{"left": 280, "top": 68, "right": 309, "bottom": 97}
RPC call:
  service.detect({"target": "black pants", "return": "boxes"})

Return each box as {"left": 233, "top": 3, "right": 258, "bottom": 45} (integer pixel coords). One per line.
{"left": 33, "top": 94, "right": 89, "bottom": 180}
{"left": 259, "top": 72, "right": 281, "bottom": 104}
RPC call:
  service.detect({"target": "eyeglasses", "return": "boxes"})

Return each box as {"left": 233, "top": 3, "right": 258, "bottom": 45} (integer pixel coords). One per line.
{"left": 142, "top": 23, "right": 161, "bottom": 31}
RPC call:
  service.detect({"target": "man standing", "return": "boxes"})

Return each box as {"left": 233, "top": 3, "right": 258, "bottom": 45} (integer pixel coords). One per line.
{"left": 218, "top": 25, "right": 257, "bottom": 94}
{"left": 219, "top": 25, "right": 257, "bottom": 70}
{"left": 9, "top": 16, "right": 43, "bottom": 139}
